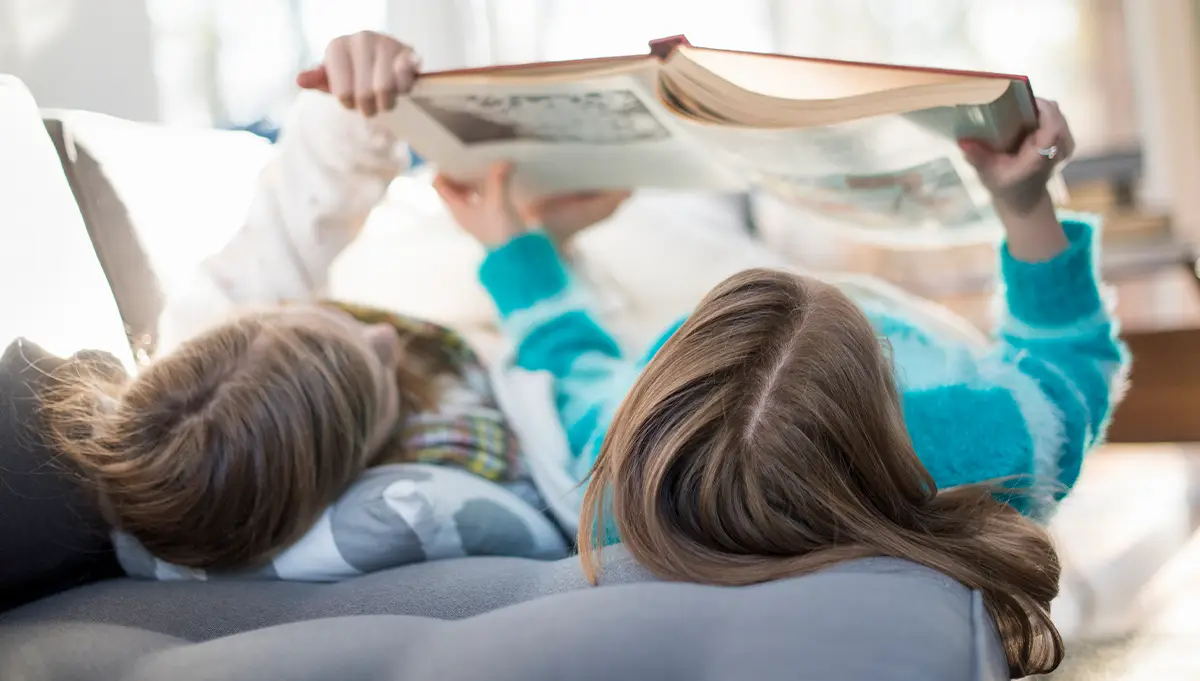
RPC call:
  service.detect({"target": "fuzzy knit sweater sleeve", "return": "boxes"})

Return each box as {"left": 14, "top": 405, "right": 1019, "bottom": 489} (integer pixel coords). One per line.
{"left": 156, "top": 91, "right": 411, "bottom": 352}
{"left": 479, "top": 231, "right": 640, "bottom": 475}
{"left": 900, "top": 216, "right": 1129, "bottom": 517}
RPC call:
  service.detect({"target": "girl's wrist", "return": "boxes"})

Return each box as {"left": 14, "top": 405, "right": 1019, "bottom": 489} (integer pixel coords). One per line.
{"left": 481, "top": 231, "right": 525, "bottom": 249}
{"left": 994, "top": 183, "right": 1053, "bottom": 217}
{"left": 481, "top": 223, "right": 542, "bottom": 252}
{"left": 477, "top": 208, "right": 532, "bottom": 248}
{"left": 995, "top": 189, "right": 1068, "bottom": 263}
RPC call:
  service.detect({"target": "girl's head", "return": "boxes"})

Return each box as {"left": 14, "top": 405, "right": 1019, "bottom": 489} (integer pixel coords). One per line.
{"left": 579, "top": 268, "right": 1062, "bottom": 677}
{"left": 44, "top": 304, "right": 426, "bottom": 571}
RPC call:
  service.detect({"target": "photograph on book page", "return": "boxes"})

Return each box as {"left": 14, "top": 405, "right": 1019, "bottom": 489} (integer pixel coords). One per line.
{"left": 757, "top": 157, "right": 988, "bottom": 231}
{"left": 680, "top": 111, "right": 997, "bottom": 236}
{"left": 411, "top": 90, "right": 672, "bottom": 146}
{"left": 389, "top": 70, "right": 742, "bottom": 193}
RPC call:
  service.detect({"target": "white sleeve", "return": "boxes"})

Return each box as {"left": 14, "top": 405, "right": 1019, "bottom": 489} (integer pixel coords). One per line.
{"left": 156, "top": 91, "right": 411, "bottom": 352}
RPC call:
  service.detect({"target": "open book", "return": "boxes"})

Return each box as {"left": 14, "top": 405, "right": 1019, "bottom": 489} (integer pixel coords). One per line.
{"left": 383, "top": 36, "right": 1040, "bottom": 238}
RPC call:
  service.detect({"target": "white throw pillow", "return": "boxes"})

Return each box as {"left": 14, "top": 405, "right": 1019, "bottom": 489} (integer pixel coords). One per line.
{"left": 489, "top": 363, "right": 582, "bottom": 533}
{"left": 114, "top": 463, "right": 569, "bottom": 582}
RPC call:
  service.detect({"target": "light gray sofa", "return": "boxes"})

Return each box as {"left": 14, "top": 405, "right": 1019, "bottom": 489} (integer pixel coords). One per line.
{"left": 0, "top": 74, "right": 1011, "bottom": 681}
{"left": 1, "top": 547, "right": 1009, "bottom": 681}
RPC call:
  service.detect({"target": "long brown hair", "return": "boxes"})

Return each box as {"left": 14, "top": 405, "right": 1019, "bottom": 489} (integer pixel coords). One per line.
{"left": 579, "top": 268, "right": 1063, "bottom": 678}
{"left": 43, "top": 307, "right": 403, "bottom": 570}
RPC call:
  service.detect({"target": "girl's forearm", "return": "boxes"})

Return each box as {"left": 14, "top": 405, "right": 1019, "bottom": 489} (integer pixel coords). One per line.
{"left": 995, "top": 189, "right": 1069, "bottom": 263}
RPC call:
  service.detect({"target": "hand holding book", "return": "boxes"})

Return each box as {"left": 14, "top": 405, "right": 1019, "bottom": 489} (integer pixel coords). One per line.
{"left": 960, "top": 98, "right": 1073, "bottom": 262}
{"left": 434, "top": 163, "right": 630, "bottom": 247}
{"left": 959, "top": 98, "right": 1073, "bottom": 215}
{"left": 433, "top": 164, "right": 527, "bottom": 247}
{"left": 296, "top": 31, "right": 420, "bottom": 117}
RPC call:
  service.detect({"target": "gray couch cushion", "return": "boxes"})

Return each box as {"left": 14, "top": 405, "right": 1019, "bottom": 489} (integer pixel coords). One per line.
{"left": 0, "top": 549, "right": 1009, "bottom": 681}
{"left": 2, "top": 547, "right": 647, "bottom": 640}
{"left": 0, "top": 551, "right": 1008, "bottom": 676}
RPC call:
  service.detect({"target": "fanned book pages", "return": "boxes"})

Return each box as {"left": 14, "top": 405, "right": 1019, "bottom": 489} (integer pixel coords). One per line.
{"left": 381, "top": 36, "right": 1045, "bottom": 243}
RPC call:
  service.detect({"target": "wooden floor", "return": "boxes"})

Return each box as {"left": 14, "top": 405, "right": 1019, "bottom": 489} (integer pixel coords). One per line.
{"left": 1107, "top": 327, "right": 1200, "bottom": 443}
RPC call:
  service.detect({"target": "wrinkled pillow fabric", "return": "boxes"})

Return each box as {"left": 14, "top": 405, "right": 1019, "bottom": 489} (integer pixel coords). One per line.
{"left": 114, "top": 464, "right": 569, "bottom": 582}
{"left": 489, "top": 365, "right": 582, "bottom": 533}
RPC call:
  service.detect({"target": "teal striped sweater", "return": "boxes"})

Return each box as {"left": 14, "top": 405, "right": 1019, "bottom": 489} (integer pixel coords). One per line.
{"left": 479, "top": 217, "right": 1129, "bottom": 520}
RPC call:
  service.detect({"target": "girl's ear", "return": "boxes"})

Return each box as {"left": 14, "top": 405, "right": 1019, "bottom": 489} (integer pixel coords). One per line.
{"left": 361, "top": 323, "right": 403, "bottom": 370}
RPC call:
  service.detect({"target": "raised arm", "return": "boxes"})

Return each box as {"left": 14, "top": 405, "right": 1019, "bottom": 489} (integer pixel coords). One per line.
{"left": 903, "top": 213, "right": 1127, "bottom": 517}
{"left": 157, "top": 32, "right": 418, "bottom": 351}
{"left": 436, "top": 164, "right": 635, "bottom": 466}
{"left": 480, "top": 231, "right": 637, "bottom": 462}
{"left": 909, "top": 99, "right": 1128, "bottom": 517}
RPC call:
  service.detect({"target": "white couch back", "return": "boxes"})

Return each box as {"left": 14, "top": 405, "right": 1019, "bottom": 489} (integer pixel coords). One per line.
{"left": 0, "top": 75, "right": 134, "bottom": 371}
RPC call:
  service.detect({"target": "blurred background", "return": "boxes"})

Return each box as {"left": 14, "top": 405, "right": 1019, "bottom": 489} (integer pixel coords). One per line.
{"left": 0, "top": 0, "right": 1148, "bottom": 146}
{"left": 3, "top": 2, "right": 1200, "bottom": 679}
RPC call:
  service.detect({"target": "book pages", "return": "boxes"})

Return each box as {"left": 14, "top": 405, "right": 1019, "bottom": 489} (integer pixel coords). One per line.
{"left": 681, "top": 111, "right": 1006, "bottom": 244}
{"left": 382, "top": 69, "right": 742, "bottom": 196}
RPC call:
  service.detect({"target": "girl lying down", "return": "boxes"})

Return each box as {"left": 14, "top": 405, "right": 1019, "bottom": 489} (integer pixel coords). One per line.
{"left": 440, "top": 106, "right": 1126, "bottom": 677}
{"left": 43, "top": 29, "right": 1124, "bottom": 675}
{"left": 447, "top": 102, "right": 1129, "bottom": 527}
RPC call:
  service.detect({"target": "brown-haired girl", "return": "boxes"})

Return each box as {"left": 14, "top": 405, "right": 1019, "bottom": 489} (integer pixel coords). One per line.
{"left": 439, "top": 102, "right": 1128, "bottom": 676}
{"left": 42, "top": 31, "right": 625, "bottom": 572}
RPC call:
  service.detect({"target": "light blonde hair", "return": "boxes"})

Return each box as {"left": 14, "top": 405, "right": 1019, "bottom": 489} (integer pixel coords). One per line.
{"left": 579, "top": 268, "right": 1063, "bottom": 677}
{"left": 43, "top": 307, "right": 428, "bottom": 570}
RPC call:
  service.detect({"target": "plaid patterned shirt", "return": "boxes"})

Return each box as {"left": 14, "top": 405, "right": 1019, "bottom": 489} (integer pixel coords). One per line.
{"left": 330, "top": 302, "right": 523, "bottom": 482}
{"left": 398, "top": 357, "right": 524, "bottom": 481}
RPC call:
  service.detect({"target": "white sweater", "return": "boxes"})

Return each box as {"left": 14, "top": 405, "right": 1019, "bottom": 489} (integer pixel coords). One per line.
{"left": 156, "top": 91, "right": 412, "bottom": 353}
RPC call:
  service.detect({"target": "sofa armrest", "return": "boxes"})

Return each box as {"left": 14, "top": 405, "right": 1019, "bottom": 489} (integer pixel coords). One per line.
{"left": 43, "top": 116, "right": 163, "bottom": 359}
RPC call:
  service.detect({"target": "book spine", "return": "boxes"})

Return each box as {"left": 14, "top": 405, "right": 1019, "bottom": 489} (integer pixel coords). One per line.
{"left": 961, "top": 104, "right": 1002, "bottom": 144}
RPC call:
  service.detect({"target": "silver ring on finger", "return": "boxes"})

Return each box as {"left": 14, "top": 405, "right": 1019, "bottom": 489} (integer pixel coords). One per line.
{"left": 1037, "top": 145, "right": 1059, "bottom": 161}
